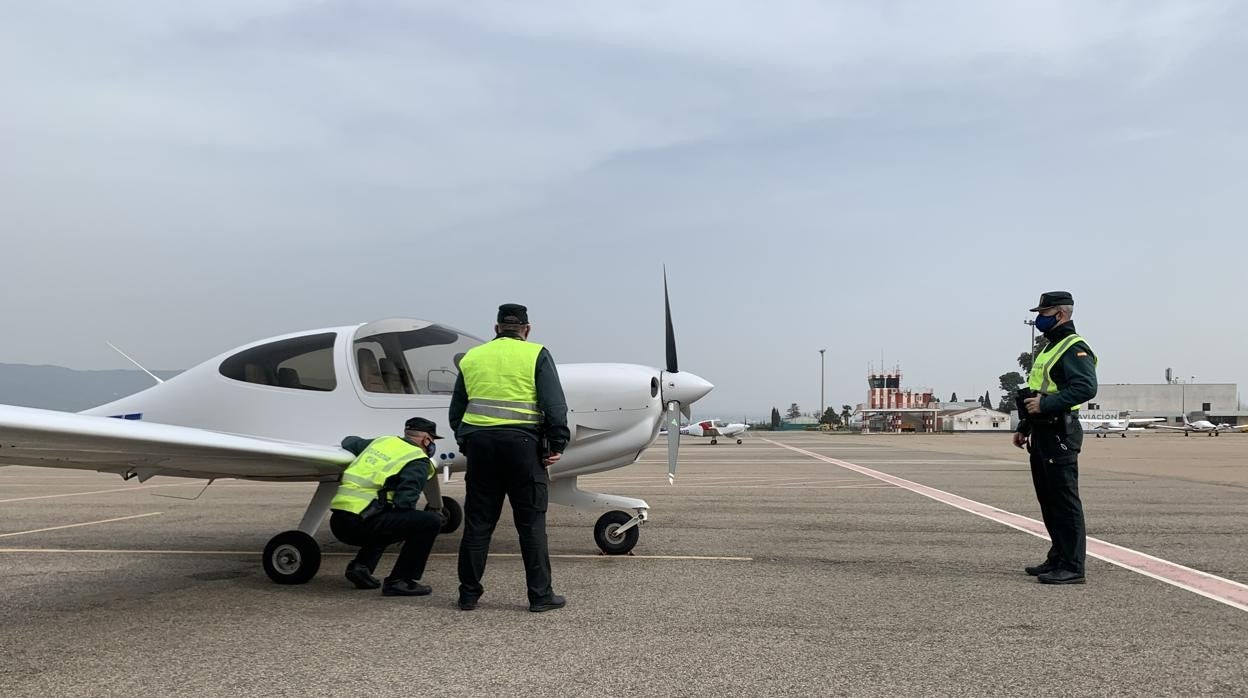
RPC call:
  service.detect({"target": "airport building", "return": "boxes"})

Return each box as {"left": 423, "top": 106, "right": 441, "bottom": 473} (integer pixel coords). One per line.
{"left": 1084, "top": 383, "right": 1241, "bottom": 425}
{"left": 858, "top": 367, "right": 938, "bottom": 433}
{"left": 935, "top": 404, "right": 1012, "bottom": 432}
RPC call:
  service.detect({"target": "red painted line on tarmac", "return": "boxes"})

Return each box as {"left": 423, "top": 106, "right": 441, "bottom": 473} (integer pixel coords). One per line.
{"left": 765, "top": 439, "right": 1248, "bottom": 613}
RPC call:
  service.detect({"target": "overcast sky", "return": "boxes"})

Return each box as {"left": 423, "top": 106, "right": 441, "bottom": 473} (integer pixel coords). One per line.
{"left": 3, "top": 1, "right": 1246, "bottom": 418}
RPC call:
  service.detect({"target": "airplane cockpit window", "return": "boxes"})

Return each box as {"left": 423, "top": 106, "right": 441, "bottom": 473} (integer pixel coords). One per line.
{"left": 219, "top": 333, "right": 337, "bottom": 391}
{"left": 352, "top": 321, "right": 482, "bottom": 395}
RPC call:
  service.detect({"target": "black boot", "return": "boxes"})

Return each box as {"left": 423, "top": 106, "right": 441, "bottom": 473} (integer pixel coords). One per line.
{"left": 382, "top": 578, "right": 432, "bottom": 596}
{"left": 528, "top": 594, "right": 566, "bottom": 613}
{"left": 1037, "top": 569, "right": 1086, "bottom": 585}
{"left": 345, "top": 562, "right": 381, "bottom": 590}
{"left": 1024, "top": 561, "right": 1058, "bottom": 576}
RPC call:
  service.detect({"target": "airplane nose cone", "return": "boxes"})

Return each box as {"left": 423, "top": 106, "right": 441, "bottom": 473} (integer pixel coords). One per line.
{"left": 662, "top": 371, "right": 713, "bottom": 405}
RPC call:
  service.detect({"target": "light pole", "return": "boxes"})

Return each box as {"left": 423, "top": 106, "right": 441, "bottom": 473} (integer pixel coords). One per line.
{"left": 1023, "top": 318, "right": 1037, "bottom": 366}
{"left": 819, "top": 349, "right": 826, "bottom": 424}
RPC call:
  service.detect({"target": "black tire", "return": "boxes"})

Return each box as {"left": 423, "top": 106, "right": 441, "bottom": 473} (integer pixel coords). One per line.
{"left": 430, "top": 496, "right": 463, "bottom": 534}
{"left": 262, "top": 530, "right": 321, "bottom": 585}
{"left": 736, "top": 439, "right": 743, "bottom": 445}
{"left": 710, "top": 438, "right": 717, "bottom": 445}
{"left": 594, "top": 510, "right": 639, "bottom": 555}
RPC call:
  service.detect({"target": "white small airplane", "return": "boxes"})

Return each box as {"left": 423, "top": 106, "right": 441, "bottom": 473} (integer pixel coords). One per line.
{"left": 0, "top": 274, "right": 712, "bottom": 584}
{"left": 680, "top": 419, "right": 748, "bottom": 445}
{"left": 1149, "top": 419, "right": 1248, "bottom": 436}
{"left": 1079, "top": 414, "right": 1165, "bottom": 438}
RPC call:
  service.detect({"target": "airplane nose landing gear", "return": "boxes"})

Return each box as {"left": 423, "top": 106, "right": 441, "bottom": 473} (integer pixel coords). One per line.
{"left": 551, "top": 478, "right": 648, "bottom": 556}
{"left": 594, "top": 509, "right": 645, "bottom": 555}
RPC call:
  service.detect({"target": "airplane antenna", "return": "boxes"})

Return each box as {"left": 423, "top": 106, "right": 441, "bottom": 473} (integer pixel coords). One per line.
{"left": 106, "top": 341, "right": 164, "bottom": 385}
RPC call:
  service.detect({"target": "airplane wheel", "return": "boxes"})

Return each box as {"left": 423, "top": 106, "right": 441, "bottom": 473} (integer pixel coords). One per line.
{"left": 594, "top": 510, "right": 639, "bottom": 555}
{"left": 428, "top": 496, "right": 462, "bottom": 534}
{"left": 710, "top": 438, "right": 718, "bottom": 445}
{"left": 262, "top": 530, "right": 321, "bottom": 585}
{"left": 736, "top": 439, "right": 743, "bottom": 445}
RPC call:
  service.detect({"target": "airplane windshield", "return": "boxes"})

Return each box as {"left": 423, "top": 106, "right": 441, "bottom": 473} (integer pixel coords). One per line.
{"left": 352, "top": 321, "right": 483, "bottom": 395}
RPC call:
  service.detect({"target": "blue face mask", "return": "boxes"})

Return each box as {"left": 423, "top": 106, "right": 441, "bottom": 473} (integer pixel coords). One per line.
{"left": 424, "top": 440, "right": 436, "bottom": 457}
{"left": 1034, "top": 313, "right": 1059, "bottom": 332}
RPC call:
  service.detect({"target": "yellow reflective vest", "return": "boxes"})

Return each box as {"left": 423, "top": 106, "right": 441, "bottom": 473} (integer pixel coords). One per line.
{"left": 1027, "top": 333, "right": 1095, "bottom": 411}
{"left": 459, "top": 337, "right": 544, "bottom": 428}
{"left": 330, "top": 436, "right": 431, "bottom": 514}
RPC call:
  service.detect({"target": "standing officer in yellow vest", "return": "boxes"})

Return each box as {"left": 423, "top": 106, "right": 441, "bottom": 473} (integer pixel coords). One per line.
{"left": 328, "top": 417, "right": 444, "bottom": 596}
{"left": 449, "top": 303, "right": 571, "bottom": 612}
{"left": 1013, "top": 291, "right": 1098, "bottom": 585}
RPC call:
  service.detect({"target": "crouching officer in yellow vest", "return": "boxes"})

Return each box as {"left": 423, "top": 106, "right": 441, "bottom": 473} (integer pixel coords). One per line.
{"left": 328, "top": 417, "right": 444, "bottom": 596}
{"left": 1013, "top": 291, "right": 1098, "bottom": 585}
{"left": 449, "top": 303, "right": 571, "bottom": 612}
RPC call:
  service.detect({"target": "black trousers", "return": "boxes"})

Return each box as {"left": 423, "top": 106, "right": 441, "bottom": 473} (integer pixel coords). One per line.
{"left": 457, "top": 430, "right": 554, "bottom": 604}
{"left": 1028, "top": 419, "right": 1086, "bottom": 574}
{"left": 329, "top": 508, "right": 441, "bottom": 581}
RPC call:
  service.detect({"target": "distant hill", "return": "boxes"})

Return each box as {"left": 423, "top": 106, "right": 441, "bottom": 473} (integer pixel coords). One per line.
{"left": 0, "top": 363, "right": 182, "bottom": 412}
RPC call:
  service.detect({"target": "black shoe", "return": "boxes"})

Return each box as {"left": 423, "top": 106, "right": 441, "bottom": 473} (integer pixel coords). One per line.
{"left": 381, "top": 578, "right": 432, "bottom": 596}
{"left": 345, "top": 562, "right": 380, "bottom": 590}
{"left": 457, "top": 598, "right": 478, "bottom": 611}
{"left": 1037, "top": 569, "right": 1086, "bottom": 585}
{"left": 1025, "top": 561, "right": 1059, "bottom": 577}
{"left": 528, "top": 594, "right": 566, "bottom": 613}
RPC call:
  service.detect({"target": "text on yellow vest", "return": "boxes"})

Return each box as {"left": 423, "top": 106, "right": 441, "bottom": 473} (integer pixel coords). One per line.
{"left": 331, "top": 436, "right": 431, "bottom": 514}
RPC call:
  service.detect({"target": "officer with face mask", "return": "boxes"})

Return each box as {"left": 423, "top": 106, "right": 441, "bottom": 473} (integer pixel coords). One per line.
{"left": 328, "top": 417, "right": 444, "bottom": 596}
{"left": 1013, "top": 291, "right": 1098, "bottom": 584}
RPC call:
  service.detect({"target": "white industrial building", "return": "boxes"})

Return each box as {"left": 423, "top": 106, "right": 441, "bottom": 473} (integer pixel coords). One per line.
{"left": 1083, "top": 383, "right": 1239, "bottom": 425}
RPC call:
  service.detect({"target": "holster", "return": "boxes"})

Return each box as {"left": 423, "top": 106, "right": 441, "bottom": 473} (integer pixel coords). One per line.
{"left": 359, "top": 494, "right": 389, "bottom": 521}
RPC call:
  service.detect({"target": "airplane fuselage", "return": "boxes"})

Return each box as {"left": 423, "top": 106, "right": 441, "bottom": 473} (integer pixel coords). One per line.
{"left": 84, "top": 322, "right": 691, "bottom": 480}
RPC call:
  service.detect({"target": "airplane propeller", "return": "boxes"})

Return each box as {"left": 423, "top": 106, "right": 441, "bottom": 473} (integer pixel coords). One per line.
{"left": 659, "top": 267, "right": 713, "bottom": 484}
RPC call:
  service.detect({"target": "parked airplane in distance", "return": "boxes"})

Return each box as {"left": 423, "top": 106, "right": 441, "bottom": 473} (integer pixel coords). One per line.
{"left": 1150, "top": 419, "right": 1248, "bottom": 436}
{"left": 680, "top": 419, "right": 748, "bottom": 445}
{"left": 1079, "top": 413, "right": 1164, "bottom": 438}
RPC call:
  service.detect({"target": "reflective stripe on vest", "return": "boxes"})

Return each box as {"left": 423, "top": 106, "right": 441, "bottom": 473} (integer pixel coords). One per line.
{"left": 460, "top": 338, "right": 544, "bottom": 428}
{"left": 1027, "top": 333, "right": 1095, "bottom": 411}
{"left": 330, "top": 436, "right": 429, "bottom": 514}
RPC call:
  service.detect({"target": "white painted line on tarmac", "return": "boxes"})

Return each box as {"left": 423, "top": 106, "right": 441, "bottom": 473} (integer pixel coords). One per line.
{"left": 0, "top": 547, "right": 750, "bottom": 561}
{"left": 0, "top": 512, "right": 163, "bottom": 538}
{"left": 0, "top": 483, "right": 190, "bottom": 504}
{"left": 849, "top": 460, "right": 1025, "bottom": 465}
{"left": 764, "top": 438, "right": 1248, "bottom": 613}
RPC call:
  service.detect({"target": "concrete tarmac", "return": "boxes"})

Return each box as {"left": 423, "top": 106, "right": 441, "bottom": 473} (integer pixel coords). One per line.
{"left": 1, "top": 432, "right": 1245, "bottom": 696}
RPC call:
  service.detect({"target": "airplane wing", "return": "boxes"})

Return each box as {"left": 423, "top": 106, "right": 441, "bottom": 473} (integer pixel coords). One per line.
{"left": 1148, "top": 424, "right": 1191, "bottom": 432}
{"left": 0, "top": 405, "right": 352, "bottom": 482}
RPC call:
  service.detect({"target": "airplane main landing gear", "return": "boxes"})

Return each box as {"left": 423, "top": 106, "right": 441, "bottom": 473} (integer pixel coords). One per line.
{"left": 263, "top": 530, "right": 321, "bottom": 585}
{"left": 262, "top": 480, "right": 336, "bottom": 585}
{"left": 710, "top": 438, "right": 718, "bottom": 445}
{"left": 427, "top": 495, "right": 463, "bottom": 534}
{"left": 736, "top": 438, "right": 743, "bottom": 444}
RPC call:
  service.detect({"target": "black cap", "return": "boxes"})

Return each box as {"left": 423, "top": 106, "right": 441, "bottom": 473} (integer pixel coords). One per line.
{"left": 1029, "top": 291, "right": 1074, "bottom": 312}
{"left": 404, "top": 417, "right": 444, "bottom": 439}
{"left": 497, "top": 303, "right": 529, "bottom": 325}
